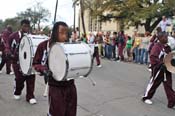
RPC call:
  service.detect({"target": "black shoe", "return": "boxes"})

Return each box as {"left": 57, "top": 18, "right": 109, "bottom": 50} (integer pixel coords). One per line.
{"left": 168, "top": 101, "right": 175, "bottom": 108}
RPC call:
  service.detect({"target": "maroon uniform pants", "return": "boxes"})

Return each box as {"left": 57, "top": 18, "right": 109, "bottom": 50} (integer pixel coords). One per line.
{"left": 118, "top": 44, "right": 124, "bottom": 61}
{"left": 143, "top": 67, "right": 175, "bottom": 107}
{"left": 93, "top": 47, "right": 100, "bottom": 65}
{"left": 0, "top": 53, "right": 12, "bottom": 74}
{"left": 13, "top": 63, "right": 35, "bottom": 101}
{"left": 48, "top": 83, "right": 77, "bottom": 116}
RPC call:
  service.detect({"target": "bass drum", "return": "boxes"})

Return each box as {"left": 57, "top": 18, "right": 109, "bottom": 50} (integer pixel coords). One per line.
{"left": 48, "top": 43, "right": 93, "bottom": 81}
{"left": 19, "top": 35, "right": 48, "bottom": 75}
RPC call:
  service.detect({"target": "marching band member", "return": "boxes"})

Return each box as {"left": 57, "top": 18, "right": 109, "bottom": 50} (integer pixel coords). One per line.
{"left": 0, "top": 25, "right": 13, "bottom": 74}
{"left": 142, "top": 32, "right": 175, "bottom": 108}
{"left": 7, "top": 19, "right": 37, "bottom": 104}
{"left": 33, "top": 21, "right": 77, "bottom": 116}
{"left": 93, "top": 33, "right": 102, "bottom": 68}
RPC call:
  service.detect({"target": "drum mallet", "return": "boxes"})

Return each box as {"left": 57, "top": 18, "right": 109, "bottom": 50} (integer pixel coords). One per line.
{"left": 88, "top": 76, "right": 96, "bottom": 86}
{"left": 43, "top": 83, "right": 48, "bottom": 97}
{"left": 80, "top": 76, "right": 96, "bottom": 86}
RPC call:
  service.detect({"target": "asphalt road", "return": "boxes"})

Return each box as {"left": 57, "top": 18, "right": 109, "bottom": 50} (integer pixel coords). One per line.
{"left": 0, "top": 59, "right": 175, "bottom": 116}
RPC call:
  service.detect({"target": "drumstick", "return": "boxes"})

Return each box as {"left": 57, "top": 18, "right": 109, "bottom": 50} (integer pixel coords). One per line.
{"left": 79, "top": 76, "right": 96, "bottom": 86}
{"left": 43, "top": 83, "right": 49, "bottom": 97}
{"left": 88, "top": 76, "right": 96, "bottom": 86}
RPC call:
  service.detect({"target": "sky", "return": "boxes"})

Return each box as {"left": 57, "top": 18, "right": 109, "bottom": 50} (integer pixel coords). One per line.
{"left": 0, "top": 0, "right": 75, "bottom": 26}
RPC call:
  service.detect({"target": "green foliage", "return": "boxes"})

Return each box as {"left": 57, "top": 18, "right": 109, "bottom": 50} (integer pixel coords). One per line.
{"left": 17, "top": 2, "right": 50, "bottom": 31}
{"left": 0, "top": 17, "right": 20, "bottom": 33}
{"left": 91, "top": 0, "right": 175, "bottom": 32}
{"left": 0, "top": 20, "right": 4, "bottom": 32}
{"left": 42, "top": 26, "right": 51, "bottom": 35}
{"left": 0, "top": 2, "right": 50, "bottom": 33}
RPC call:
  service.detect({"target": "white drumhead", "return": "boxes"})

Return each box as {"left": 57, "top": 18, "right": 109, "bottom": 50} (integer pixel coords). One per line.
{"left": 19, "top": 36, "right": 33, "bottom": 74}
{"left": 48, "top": 43, "right": 67, "bottom": 81}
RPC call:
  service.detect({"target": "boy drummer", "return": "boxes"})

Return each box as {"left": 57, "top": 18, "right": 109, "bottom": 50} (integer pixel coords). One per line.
{"left": 142, "top": 32, "right": 175, "bottom": 108}
{"left": 33, "top": 21, "right": 77, "bottom": 116}
{"left": 7, "top": 19, "right": 36, "bottom": 104}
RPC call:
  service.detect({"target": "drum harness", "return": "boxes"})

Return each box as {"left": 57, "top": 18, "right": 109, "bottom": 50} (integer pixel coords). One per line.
{"left": 41, "top": 41, "right": 50, "bottom": 83}
{"left": 151, "top": 47, "right": 168, "bottom": 85}
{"left": 11, "top": 31, "right": 23, "bottom": 65}
{"left": 41, "top": 41, "right": 50, "bottom": 66}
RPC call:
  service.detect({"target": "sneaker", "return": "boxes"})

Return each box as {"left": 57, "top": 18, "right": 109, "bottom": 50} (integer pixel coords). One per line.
{"left": 117, "top": 60, "right": 120, "bottom": 62}
{"left": 113, "top": 58, "right": 117, "bottom": 61}
{"left": 97, "top": 64, "right": 102, "bottom": 68}
{"left": 9, "top": 72, "right": 14, "bottom": 75}
{"left": 144, "top": 99, "right": 153, "bottom": 105}
{"left": 14, "top": 95, "right": 21, "bottom": 100}
{"left": 168, "top": 101, "right": 175, "bottom": 108}
{"left": 29, "top": 98, "right": 37, "bottom": 104}
{"left": 147, "top": 68, "right": 152, "bottom": 72}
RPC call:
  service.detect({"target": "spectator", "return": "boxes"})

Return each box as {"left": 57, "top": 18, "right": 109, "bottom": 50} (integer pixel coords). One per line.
{"left": 126, "top": 36, "right": 133, "bottom": 62}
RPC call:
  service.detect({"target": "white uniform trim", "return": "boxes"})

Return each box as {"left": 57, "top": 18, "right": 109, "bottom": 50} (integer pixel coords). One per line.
{"left": 144, "top": 69, "right": 161, "bottom": 97}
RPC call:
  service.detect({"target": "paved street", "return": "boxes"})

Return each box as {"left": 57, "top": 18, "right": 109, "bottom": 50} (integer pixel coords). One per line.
{"left": 0, "top": 59, "right": 175, "bottom": 116}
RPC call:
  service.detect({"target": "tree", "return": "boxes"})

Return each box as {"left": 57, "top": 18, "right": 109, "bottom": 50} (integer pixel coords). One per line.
{"left": 92, "top": 0, "right": 175, "bottom": 33}
{"left": 17, "top": 2, "right": 50, "bottom": 31}
{"left": 73, "top": 0, "right": 104, "bottom": 34}
{"left": 0, "top": 17, "right": 21, "bottom": 32}
{"left": 0, "top": 19, "right": 4, "bottom": 32}
{"left": 17, "top": 8, "right": 36, "bottom": 29}
{"left": 80, "top": 0, "right": 86, "bottom": 35}
{"left": 42, "top": 26, "right": 51, "bottom": 35}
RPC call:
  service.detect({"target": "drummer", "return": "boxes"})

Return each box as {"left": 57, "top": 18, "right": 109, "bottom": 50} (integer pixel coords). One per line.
{"left": 33, "top": 21, "right": 77, "bottom": 116}
{"left": 142, "top": 31, "right": 175, "bottom": 108}
{"left": 7, "top": 19, "right": 37, "bottom": 104}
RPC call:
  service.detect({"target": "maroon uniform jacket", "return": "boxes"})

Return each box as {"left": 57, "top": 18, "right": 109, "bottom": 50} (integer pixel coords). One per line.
{"left": 0, "top": 36, "right": 4, "bottom": 51}
{"left": 33, "top": 40, "right": 49, "bottom": 72}
{"left": 0, "top": 29, "right": 12, "bottom": 52}
{"left": 150, "top": 42, "right": 171, "bottom": 69}
{"left": 7, "top": 31, "right": 23, "bottom": 63}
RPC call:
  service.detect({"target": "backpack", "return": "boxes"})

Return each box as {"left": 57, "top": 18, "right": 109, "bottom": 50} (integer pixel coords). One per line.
{"left": 118, "top": 35, "right": 125, "bottom": 44}
{"left": 115, "top": 37, "right": 119, "bottom": 45}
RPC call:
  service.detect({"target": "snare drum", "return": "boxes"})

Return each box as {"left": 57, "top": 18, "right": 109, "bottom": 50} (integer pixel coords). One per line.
{"left": 48, "top": 43, "right": 93, "bottom": 81}
{"left": 19, "top": 35, "right": 48, "bottom": 75}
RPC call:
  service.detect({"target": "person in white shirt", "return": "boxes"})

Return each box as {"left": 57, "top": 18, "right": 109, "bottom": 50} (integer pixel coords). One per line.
{"left": 158, "top": 16, "right": 170, "bottom": 32}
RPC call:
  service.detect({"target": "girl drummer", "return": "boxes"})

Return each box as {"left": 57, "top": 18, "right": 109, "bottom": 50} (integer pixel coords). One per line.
{"left": 33, "top": 21, "right": 77, "bottom": 116}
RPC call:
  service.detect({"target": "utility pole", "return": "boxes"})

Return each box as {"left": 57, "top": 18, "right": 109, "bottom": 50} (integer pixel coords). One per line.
{"left": 54, "top": 0, "right": 58, "bottom": 23}
{"left": 73, "top": 0, "right": 79, "bottom": 31}
{"left": 74, "top": 5, "right": 76, "bottom": 31}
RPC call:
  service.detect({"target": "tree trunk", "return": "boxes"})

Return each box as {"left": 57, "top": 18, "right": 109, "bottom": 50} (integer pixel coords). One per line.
{"left": 144, "top": 18, "right": 162, "bottom": 33}
{"left": 80, "top": 0, "right": 86, "bottom": 35}
{"left": 38, "top": 20, "right": 41, "bottom": 31}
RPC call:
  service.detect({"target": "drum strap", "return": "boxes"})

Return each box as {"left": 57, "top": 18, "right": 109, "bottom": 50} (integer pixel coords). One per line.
{"left": 11, "top": 31, "right": 22, "bottom": 51}
{"left": 18, "top": 31, "right": 22, "bottom": 39}
{"left": 41, "top": 41, "right": 50, "bottom": 65}
{"left": 47, "top": 41, "right": 50, "bottom": 52}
